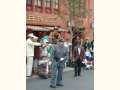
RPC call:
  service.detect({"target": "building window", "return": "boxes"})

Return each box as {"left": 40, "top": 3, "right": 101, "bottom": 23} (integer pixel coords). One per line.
{"left": 34, "top": 0, "right": 43, "bottom": 12}
{"left": 26, "top": 0, "right": 33, "bottom": 11}
{"left": 27, "top": 0, "right": 32, "bottom": 5}
{"left": 45, "top": 0, "right": 52, "bottom": 13}
{"left": 45, "top": 0, "right": 51, "bottom": 8}
{"left": 53, "top": 0, "right": 59, "bottom": 9}
{"left": 35, "top": 0, "right": 42, "bottom": 7}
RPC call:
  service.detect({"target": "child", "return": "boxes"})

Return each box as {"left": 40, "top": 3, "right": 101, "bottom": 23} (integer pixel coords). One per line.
{"left": 84, "top": 48, "right": 93, "bottom": 70}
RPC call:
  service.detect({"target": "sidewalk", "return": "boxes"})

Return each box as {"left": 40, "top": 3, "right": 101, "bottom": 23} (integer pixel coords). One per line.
{"left": 63, "top": 67, "right": 74, "bottom": 72}
{"left": 26, "top": 67, "right": 74, "bottom": 80}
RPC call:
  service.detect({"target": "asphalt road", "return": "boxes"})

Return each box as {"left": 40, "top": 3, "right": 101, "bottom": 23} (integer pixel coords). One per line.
{"left": 27, "top": 69, "right": 94, "bottom": 90}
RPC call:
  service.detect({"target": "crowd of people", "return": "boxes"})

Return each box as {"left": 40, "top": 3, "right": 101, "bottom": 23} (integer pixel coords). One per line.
{"left": 26, "top": 33, "right": 94, "bottom": 88}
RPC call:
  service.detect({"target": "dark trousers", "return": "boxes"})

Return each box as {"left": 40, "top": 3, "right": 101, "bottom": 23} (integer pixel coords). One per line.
{"left": 74, "top": 59, "right": 82, "bottom": 76}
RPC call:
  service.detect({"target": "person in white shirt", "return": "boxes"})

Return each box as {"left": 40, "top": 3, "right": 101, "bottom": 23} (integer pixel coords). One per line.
{"left": 26, "top": 33, "right": 41, "bottom": 77}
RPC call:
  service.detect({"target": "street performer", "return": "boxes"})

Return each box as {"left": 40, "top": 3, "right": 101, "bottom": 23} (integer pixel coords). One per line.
{"left": 26, "top": 33, "right": 41, "bottom": 77}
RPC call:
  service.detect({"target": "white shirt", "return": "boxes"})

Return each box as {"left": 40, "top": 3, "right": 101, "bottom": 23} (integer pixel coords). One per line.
{"left": 26, "top": 38, "right": 41, "bottom": 57}
{"left": 85, "top": 51, "right": 91, "bottom": 57}
{"left": 78, "top": 48, "right": 81, "bottom": 55}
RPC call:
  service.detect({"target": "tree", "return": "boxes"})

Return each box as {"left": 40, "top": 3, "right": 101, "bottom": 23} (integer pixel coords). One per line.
{"left": 65, "top": 0, "right": 87, "bottom": 41}
{"left": 56, "top": 0, "right": 87, "bottom": 42}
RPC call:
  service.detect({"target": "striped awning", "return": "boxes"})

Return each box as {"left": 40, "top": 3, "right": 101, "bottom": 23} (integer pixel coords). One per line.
{"left": 26, "top": 25, "right": 66, "bottom": 32}
{"left": 27, "top": 25, "right": 50, "bottom": 31}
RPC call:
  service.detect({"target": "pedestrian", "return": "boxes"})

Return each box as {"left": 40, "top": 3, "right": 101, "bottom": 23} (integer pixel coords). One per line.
{"left": 50, "top": 39, "right": 68, "bottom": 88}
{"left": 26, "top": 33, "right": 41, "bottom": 77}
{"left": 73, "top": 36, "right": 85, "bottom": 77}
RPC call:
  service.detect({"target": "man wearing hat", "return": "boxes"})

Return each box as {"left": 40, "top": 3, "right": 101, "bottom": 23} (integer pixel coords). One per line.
{"left": 50, "top": 38, "right": 68, "bottom": 88}
{"left": 26, "top": 33, "right": 41, "bottom": 77}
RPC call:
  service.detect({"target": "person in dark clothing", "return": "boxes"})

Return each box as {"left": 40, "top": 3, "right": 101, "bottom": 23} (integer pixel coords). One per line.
{"left": 72, "top": 36, "right": 85, "bottom": 77}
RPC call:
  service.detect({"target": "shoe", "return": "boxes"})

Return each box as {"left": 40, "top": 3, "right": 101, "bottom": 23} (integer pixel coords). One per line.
{"left": 49, "top": 85, "right": 56, "bottom": 88}
{"left": 74, "top": 75, "right": 77, "bottom": 79}
{"left": 26, "top": 76, "right": 31, "bottom": 79}
{"left": 56, "top": 84, "right": 64, "bottom": 87}
{"left": 86, "top": 68, "right": 89, "bottom": 70}
{"left": 26, "top": 76, "right": 30, "bottom": 77}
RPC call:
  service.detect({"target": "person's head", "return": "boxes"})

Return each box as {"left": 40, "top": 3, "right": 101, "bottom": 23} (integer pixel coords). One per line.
{"left": 28, "top": 33, "right": 38, "bottom": 42}
{"left": 57, "top": 39, "right": 64, "bottom": 47}
{"left": 76, "top": 36, "right": 81, "bottom": 45}
{"left": 43, "top": 40, "right": 49, "bottom": 47}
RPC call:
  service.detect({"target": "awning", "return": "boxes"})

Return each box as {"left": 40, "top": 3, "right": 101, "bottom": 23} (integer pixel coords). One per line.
{"left": 27, "top": 25, "right": 50, "bottom": 31}
{"left": 27, "top": 25, "right": 66, "bottom": 32}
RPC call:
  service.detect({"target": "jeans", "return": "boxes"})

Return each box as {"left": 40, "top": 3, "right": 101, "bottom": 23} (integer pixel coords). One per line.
{"left": 50, "top": 60, "right": 64, "bottom": 86}
{"left": 74, "top": 59, "right": 82, "bottom": 76}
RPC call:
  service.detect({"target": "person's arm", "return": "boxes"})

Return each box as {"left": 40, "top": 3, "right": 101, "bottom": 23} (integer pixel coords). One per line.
{"left": 64, "top": 47, "right": 69, "bottom": 61}
{"left": 82, "top": 48, "right": 85, "bottom": 61}
{"left": 28, "top": 39, "right": 41, "bottom": 46}
{"left": 89, "top": 52, "right": 92, "bottom": 57}
{"left": 52, "top": 45, "right": 56, "bottom": 60}
{"left": 72, "top": 47, "right": 76, "bottom": 62}
{"left": 82, "top": 48, "right": 85, "bottom": 59}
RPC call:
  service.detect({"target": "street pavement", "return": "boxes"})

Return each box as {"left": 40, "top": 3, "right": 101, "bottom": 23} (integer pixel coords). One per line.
{"left": 26, "top": 69, "right": 94, "bottom": 90}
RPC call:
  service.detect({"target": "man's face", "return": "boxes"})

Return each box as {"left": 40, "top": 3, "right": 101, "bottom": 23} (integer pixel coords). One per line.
{"left": 76, "top": 38, "right": 80, "bottom": 44}
{"left": 58, "top": 41, "right": 64, "bottom": 47}
{"left": 30, "top": 37, "right": 38, "bottom": 42}
{"left": 30, "top": 37, "right": 34, "bottom": 41}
